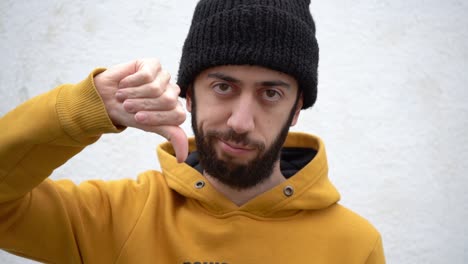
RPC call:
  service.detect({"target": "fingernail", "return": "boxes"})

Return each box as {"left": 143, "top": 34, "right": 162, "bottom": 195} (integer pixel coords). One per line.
{"left": 123, "top": 101, "right": 135, "bottom": 112}
{"left": 116, "top": 92, "right": 125, "bottom": 101}
{"left": 135, "top": 112, "right": 147, "bottom": 123}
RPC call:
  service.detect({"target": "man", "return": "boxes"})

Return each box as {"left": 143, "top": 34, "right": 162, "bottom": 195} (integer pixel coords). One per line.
{"left": 0, "top": 0, "right": 385, "bottom": 263}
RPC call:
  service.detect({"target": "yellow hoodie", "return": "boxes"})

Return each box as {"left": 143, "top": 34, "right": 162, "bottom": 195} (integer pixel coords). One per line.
{"left": 0, "top": 70, "right": 385, "bottom": 263}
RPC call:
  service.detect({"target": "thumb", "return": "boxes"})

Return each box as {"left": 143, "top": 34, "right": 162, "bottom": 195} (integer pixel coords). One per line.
{"left": 155, "top": 126, "right": 188, "bottom": 163}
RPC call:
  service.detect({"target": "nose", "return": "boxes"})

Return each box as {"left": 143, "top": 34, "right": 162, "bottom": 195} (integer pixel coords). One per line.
{"left": 226, "top": 98, "right": 255, "bottom": 134}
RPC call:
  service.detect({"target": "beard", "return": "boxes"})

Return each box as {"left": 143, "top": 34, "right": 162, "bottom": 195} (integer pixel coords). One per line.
{"left": 191, "top": 94, "right": 299, "bottom": 190}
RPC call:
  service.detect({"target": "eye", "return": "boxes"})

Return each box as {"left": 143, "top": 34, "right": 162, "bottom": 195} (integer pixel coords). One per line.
{"left": 262, "top": 89, "right": 282, "bottom": 102}
{"left": 213, "top": 83, "right": 233, "bottom": 95}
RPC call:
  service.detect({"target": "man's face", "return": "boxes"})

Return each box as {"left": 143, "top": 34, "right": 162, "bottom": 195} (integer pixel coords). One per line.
{"left": 187, "top": 65, "right": 302, "bottom": 190}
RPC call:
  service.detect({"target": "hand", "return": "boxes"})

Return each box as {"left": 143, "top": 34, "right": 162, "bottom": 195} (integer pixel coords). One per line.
{"left": 94, "top": 58, "right": 188, "bottom": 163}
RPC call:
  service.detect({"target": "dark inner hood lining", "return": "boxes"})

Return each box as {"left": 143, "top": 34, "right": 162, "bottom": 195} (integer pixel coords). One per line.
{"left": 185, "top": 147, "right": 317, "bottom": 179}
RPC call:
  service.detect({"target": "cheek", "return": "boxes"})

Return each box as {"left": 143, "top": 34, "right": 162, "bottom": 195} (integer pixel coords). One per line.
{"left": 260, "top": 117, "right": 282, "bottom": 142}
{"left": 196, "top": 104, "right": 231, "bottom": 129}
{"left": 259, "top": 108, "right": 292, "bottom": 144}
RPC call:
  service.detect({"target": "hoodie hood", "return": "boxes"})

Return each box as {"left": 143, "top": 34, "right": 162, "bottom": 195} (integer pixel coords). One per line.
{"left": 185, "top": 146, "right": 317, "bottom": 179}
{"left": 157, "top": 132, "right": 340, "bottom": 217}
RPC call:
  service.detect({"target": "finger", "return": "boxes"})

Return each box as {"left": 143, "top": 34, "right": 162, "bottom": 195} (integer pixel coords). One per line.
{"left": 119, "top": 59, "right": 161, "bottom": 89}
{"left": 134, "top": 106, "right": 186, "bottom": 126}
{"left": 122, "top": 89, "right": 180, "bottom": 113}
{"left": 116, "top": 70, "right": 171, "bottom": 101}
{"left": 154, "top": 126, "right": 189, "bottom": 163}
{"left": 105, "top": 101, "right": 139, "bottom": 128}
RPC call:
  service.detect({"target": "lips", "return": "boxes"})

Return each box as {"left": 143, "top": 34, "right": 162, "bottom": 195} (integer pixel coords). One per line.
{"left": 218, "top": 138, "right": 255, "bottom": 155}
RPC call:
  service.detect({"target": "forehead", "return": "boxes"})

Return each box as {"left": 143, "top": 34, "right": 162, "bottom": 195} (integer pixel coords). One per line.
{"left": 194, "top": 65, "right": 298, "bottom": 87}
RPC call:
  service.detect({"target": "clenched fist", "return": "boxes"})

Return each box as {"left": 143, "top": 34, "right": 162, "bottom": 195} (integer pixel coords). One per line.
{"left": 94, "top": 58, "right": 188, "bottom": 162}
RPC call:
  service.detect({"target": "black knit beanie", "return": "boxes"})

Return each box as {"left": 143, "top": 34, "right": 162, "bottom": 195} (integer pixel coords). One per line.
{"left": 177, "top": 0, "right": 319, "bottom": 109}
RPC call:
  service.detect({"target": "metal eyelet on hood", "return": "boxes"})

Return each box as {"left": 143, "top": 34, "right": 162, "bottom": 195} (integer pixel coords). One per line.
{"left": 194, "top": 180, "right": 205, "bottom": 189}
{"left": 283, "top": 185, "right": 294, "bottom": 197}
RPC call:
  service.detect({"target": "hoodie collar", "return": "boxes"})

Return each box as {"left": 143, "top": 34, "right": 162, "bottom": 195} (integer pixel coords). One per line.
{"left": 157, "top": 132, "right": 340, "bottom": 217}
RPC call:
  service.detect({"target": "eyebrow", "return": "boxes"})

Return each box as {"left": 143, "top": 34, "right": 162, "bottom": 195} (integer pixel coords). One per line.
{"left": 207, "top": 72, "right": 291, "bottom": 89}
{"left": 259, "top": 80, "right": 291, "bottom": 89}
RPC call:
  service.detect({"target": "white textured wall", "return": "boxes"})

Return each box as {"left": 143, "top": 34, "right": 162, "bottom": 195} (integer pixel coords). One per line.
{"left": 1, "top": 0, "right": 467, "bottom": 263}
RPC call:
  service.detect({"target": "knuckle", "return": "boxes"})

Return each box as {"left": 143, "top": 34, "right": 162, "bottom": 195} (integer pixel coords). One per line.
{"left": 160, "top": 70, "right": 171, "bottom": 81}
{"left": 176, "top": 110, "right": 187, "bottom": 124}
{"left": 168, "top": 97, "right": 179, "bottom": 109}
{"left": 174, "top": 106, "right": 187, "bottom": 123}
{"left": 142, "top": 99, "right": 153, "bottom": 110}
{"left": 160, "top": 93, "right": 178, "bottom": 109}
{"left": 140, "top": 70, "right": 153, "bottom": 83}
{"left": 151, "top": 112, "right": 163, "bottom": 126}
{"left": 155, "top": 112, "right": 166, "bottom": 124}
{"left": 173, "top": 84, "right": 181, "bottom": 95}
{"left": 149, "top": 82, "right": 163, "bottom": 97}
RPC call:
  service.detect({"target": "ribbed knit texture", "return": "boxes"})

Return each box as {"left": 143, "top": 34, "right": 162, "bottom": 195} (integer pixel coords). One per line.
{"left": 56, "top": 68, "right": 121, "bottom": 140}
{"left": 177, "top": 0, "right": 319, "bottom": 109}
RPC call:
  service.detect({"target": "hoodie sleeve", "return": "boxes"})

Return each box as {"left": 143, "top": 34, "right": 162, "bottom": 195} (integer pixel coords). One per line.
{"left": 365, "top": 235, "right": 386, "bottom": 264}
{"left": 0, "top": 68, "right": 118, "bottom": 203}
{"left": 0, "top": 69, "right": 137, "bottom": 263}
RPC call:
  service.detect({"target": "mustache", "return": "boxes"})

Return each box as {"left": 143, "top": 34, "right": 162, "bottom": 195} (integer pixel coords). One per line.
{"left": 205, "top": 129, "right": 265, "bottom": 151}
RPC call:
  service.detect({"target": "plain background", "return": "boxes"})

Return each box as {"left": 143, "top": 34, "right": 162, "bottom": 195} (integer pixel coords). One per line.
{"left": 1, "top": 0, "right": 467, "bottom": 263}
